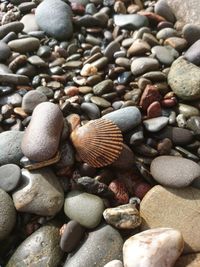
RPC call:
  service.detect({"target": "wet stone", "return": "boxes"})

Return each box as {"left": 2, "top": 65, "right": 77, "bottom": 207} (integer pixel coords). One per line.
{"left": 64, "top": 190, "right": 105, "bottom": 228}
{"left": 93, "top": 79, "right": 113, "bottom": 96}
{"left": 22, "top": 90, "right": 48, "bottom": 113}
{"left": 64, "top": 224, "right": 123, "bottom": 267}
{"left": 0, "top": 164, "right": 21, "bottom": 192}
{"left": 81, "top": 102, "right": 100, "bottom": 119}
{"left": 103, "top": 204, "right": 141, "bottom": 229}
{"left": 6, "top": 225, "right": 63, "bottom": 267}
{"left": 12, "top": 168, "right": 64, "bottom": 216}
{"left": 90, "top": 96, "right": 111, "bottom": 108}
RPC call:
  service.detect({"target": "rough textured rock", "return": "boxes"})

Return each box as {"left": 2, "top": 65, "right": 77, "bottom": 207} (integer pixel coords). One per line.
{"left": 0, "top": 131, "right": 24, "bottom": 165}
{"left": 35, "top": 0, "right": 73, "bottom": 40}
{"left": 12, "top": 168, "right": 64, "bottom": 216}
{"left": 150, "top": 156, "right": 200, "bottom": 188}
{"left": 140, "top": 185, "right": 200, "bottom": 253}
{"left": 166, "top": 0, "right": 200, "bottom": 27}
{"left": 168, "top": 57, "right": 200, "bottom": 100}
{"left": 0, "top": 188, "right": 16, "bottom": 240}
{"left": 6, "top": 225, "right": 63, "bottom": 267}
{"left": 64, "top": 224, "right": 123, "bottom": 267}
{"left": 21, "top": 102, "right": 63, "bottom": 162}
{"left": 123, "top": 228, "right": 184, "bottom": 267}
{"left": 64, "top": 190, "right": 104, "bottom": 228}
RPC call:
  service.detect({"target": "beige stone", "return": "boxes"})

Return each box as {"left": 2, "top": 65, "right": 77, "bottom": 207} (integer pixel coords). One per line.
{"left": 175, "top": 253, "right": 200, "bottom": 267}
{"left": 140, "top": 185, "right": 200, "bottom": 253}
{"left": 123, "top": 228, "right": 184, "bottom": 267}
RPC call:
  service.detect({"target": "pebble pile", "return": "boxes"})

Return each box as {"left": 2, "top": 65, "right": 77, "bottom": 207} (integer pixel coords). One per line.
{"left": 0, "top": 0, "right": 200, "bottom": 266}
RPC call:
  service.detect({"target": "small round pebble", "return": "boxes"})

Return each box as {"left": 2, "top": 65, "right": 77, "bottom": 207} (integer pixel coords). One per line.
{"left": 22, "top": 90, "right": 48, "bottom": 113}
{"left": 0, "top": 164, "right": 21, "bottom": 192}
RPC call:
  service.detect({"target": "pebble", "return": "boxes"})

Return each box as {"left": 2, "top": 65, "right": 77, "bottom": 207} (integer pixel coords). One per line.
{"left": 114, "top": 14, "right": 149, "bottom": 30}
{"left": 64, "top": 190, "right": 105, "bottom": 228}
{"left": 103, "top": 106, "right": 141, "bottom": 132}
{"left": 156, "top": 28, "right": 178, "bottom": 40}
{"left": 166, "top": 0, "right": 200, "bottom": 27}
{"left": 12, "top": 168, "right": 64, "bottom": 216}
{"left": 164, "top": 37, "right": 187, "bottom": 52}
{"left": 6, "top": 225, "right": 63, "bottom": 267}
{"left": 109, "top": 179, "right": 129, "bottom": 205}
{"left": 151, "top": 45, "right": 176, "bottom": 66}
{"left": 64, "top": 224, "right": 123, "bottom": 267}
{"left": 93, "top": 79, "right": 113, "bottom": 96}
{"left": 0, "top": 131, "right": 24, "bottom": 165}
{"left": 104, "top": 41, "right": 120, "bottom": 61}
{"left": 187, "top": 116, "right": 200, "bottom": 136}
{"left": 21, "top": 102, "right": 63, "bottom": 162}
{"left": 151, "top": 155, "right": 200, "bottom": 188}
{"left": 22, "top": 90, "right": 48, "bottom": 113}
{"left": 35, "top": 0, "right": 73, "bottom": 40}
{"left": 0, "top": 22, "right": 24, "bottom": 39}
{"left": 0, "top": 41, "right": 11, "bottom": 62}
{"left": 184, "top": 40, "right": 200, "bottom": 66}
{"left": 81, "top": 102, "right": 100, "bottom": 119}
{"left": 147, "top": 101, "right": 162, "bottom": 118}
{"left": 177, "top": 103, "right": 200, "bottom": 118}
{"left": 104, "top": 260, "right": 123, "bottom": 267}
{"left": 0, "top": 73, "right": 29, "bottom": 84}
{"left": 131, "top": 57, "right": 159, "bottom": 76}
{"left": 60, "top": 221, "right": 85, "bottom": 252}
{"left": 103, "top": 204, "right": 141, "bottom": 229}
{"left": 153, "top": 126, "right": 193, "bottom": 145}
{"left": 183, "top": 24, "right": 200, "bottom": 45}
{"left": 143, "top": 116, "right": 169, "bottom": 132}
{"left": 123, "top": 228, "right": 184, "bottom": 267}
{"left": 155, "top": 0, "right": 175, "bottom": 23}
{"left": 127, "top": 39, "right": 151, "bottom": 56}
{"left": 139, "top": 84, "right": 162, "bottom": 111}
{"left": 0, "top": 164, "right": 21, "bottom": 192}
{"left": 90, "top": 96, "right": 111, "bottom": 108}
{"left": 0, "top": 188, "right": 16, "bottom": 240}
{"left": 8, "top": 37, "right": 40, "bottom": 53}
{"left": 20, "top": 14, "right": 39, "bottom": 33}
{"left": 168, "top": 57, "right": 200, "bottom": 100}
{"left": 140, "top": 185, "right": 200, "bottom": 253}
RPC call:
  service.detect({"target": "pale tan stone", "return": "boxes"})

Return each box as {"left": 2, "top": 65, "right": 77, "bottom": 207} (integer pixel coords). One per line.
{"left": 123, "top": 228, "right": 184, "bottom": 267}
{"left": 140, "top": 185, "right": 200, "bottom": 253}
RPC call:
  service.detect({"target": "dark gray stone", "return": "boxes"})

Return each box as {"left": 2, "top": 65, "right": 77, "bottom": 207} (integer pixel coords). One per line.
{"left": 81, "top": 102, "right": 100, "bottom": 120}
{"left": 0, "top": 22, "right": 24, "bottom": 39}
{"left": 155, "top": 0, "right": 175, "bottom": 23}
{"left": 8, "top": 37, "right": 40, "bottom": 53}
{"left": 22, "top": 90, "right": 48, "bottom": 113}
{"left": 0, "top": 42, "right": 11, "bottom": 62}
{"left": 0, "top": 164, "right": 21, "bottom": 192}
{"left": 0, "top": 188, "right": 16, "bottom": 240}
{"left": 6, "top": 225, "right": 63, "bottom": 267}
{"left": 64, "top": 224, "right": 123, "bottom": 267}
{"left": 35, "top": 0, "right": 73, "bottom": 40}
{"left": 0, "top": 131, "right": 24, "bottom": 165}
{"left": 0, "top": 74, "right": 29, "bottom": 84}
{"left": 183, "top": 24, "right": 200, "bottom": 45}
{"left": 114, "top": 14, "right": 149, "bottom": 30}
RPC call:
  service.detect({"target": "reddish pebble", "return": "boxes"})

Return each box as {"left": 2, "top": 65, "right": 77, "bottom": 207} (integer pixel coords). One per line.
{"left": 71, "top": 3, "right": 85, "bottom": 14}
{"left": 134, "top": 182, "right": 152, "bottom": 200}
{"left": 109, "top": 179, "right": 129, "bottom": 205}
{"left": 147, "top": 101, "right": 162, "bottom": 118}
{"left": 157, "top": 138, "right": 172, "bottom": 155}
{"left": 139, "top": 85, "right": 162, "bottom": 111}
{"left": 138, "top": 11, "right": 166, "bottom": 23}
{"left": 64, "top": 86, "right": 79, "bottom": 97}
{"left": 161, "top": 97, "right": 177, "bottom": 107}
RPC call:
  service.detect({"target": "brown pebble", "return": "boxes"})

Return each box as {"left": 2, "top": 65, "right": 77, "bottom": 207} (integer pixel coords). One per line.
{"left": 147, "top": 101, "right": 162, "bottom": 118}
{"left": 139, "top": 85, "right": 162, "bottom": 111}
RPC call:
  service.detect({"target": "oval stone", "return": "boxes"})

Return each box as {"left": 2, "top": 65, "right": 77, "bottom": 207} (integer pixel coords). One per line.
{"left": 35, "top": 0, "right": 73, "bottom": 40}
{"left": 22, "top": 90, "right": 48, "bottom": 113}
{"left": 21, "top": 102, "right": 63, "bottom": 162}
{"left": 131, "top": 57, "right": 159, "bottom": 76}
{"left": 0, "top": 188, "right": 16, "bottom": 240}
{"left": 64, "top": 190, "right": 105, "bottom": 228}
{"left": 64, "top": 224, "right": 123, "bottom": 267}
{"left": 6, "top": 225, "right": 63, "bottom": 267}
{"left": 0, "top": 164, "right": 21, "bottom": 192}
{"left": 8, "top": 37, "right": 40, "bottom": 53}
{"left": 102, "top": 106, "right": 141, "bottom": 132}
{"left": 123, "top": 228, "right": 184, "bottom": 267}
{"left": 151, "top": 156, "right": 200, "bottom": 188}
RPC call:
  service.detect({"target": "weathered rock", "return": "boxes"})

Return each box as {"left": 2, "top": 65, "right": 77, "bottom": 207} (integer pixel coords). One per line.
{"left": 35, "top": 0, "right": 73, "bottom": 40}
{"left": 123, "top": 228, "right": 184, "bottom": 267}
{"left": 64, "top": 190, "right": 104, "bottom": 228}
{"left": 0, "top": 164, "right": 21, "bottom": 192}
{"left": 103, "top": 204, "right": 141, "bottom": 229}
{"left": 6, "top": 225, "right": 63, "bottom": 267}
{"left": 150, "top": 156, "right": 200, "bottom": 188}
{"left": 140, "top": 185, "right": 200, "bottom": 253}
{"left": 0, "top": 131, "right": 24, "bottom": 165}
{"left": 64, "top": 224, "right": 123, "bottom": 267}
{"left": 12, "top": 168, "right": 64, "bottom": 216}
{"left": 0, "top": 188, "right": 16, "bottom": 240}
{"left": 21, "top": 102, "right": 63, "bottom": 162}
{"left": 168, "top": 57, "right": 200, "bottom": 100}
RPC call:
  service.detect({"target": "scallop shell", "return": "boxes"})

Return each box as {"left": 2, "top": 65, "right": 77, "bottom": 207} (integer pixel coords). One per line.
{"left": 70, "top": 118, "right": 123, "bottom": 168}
